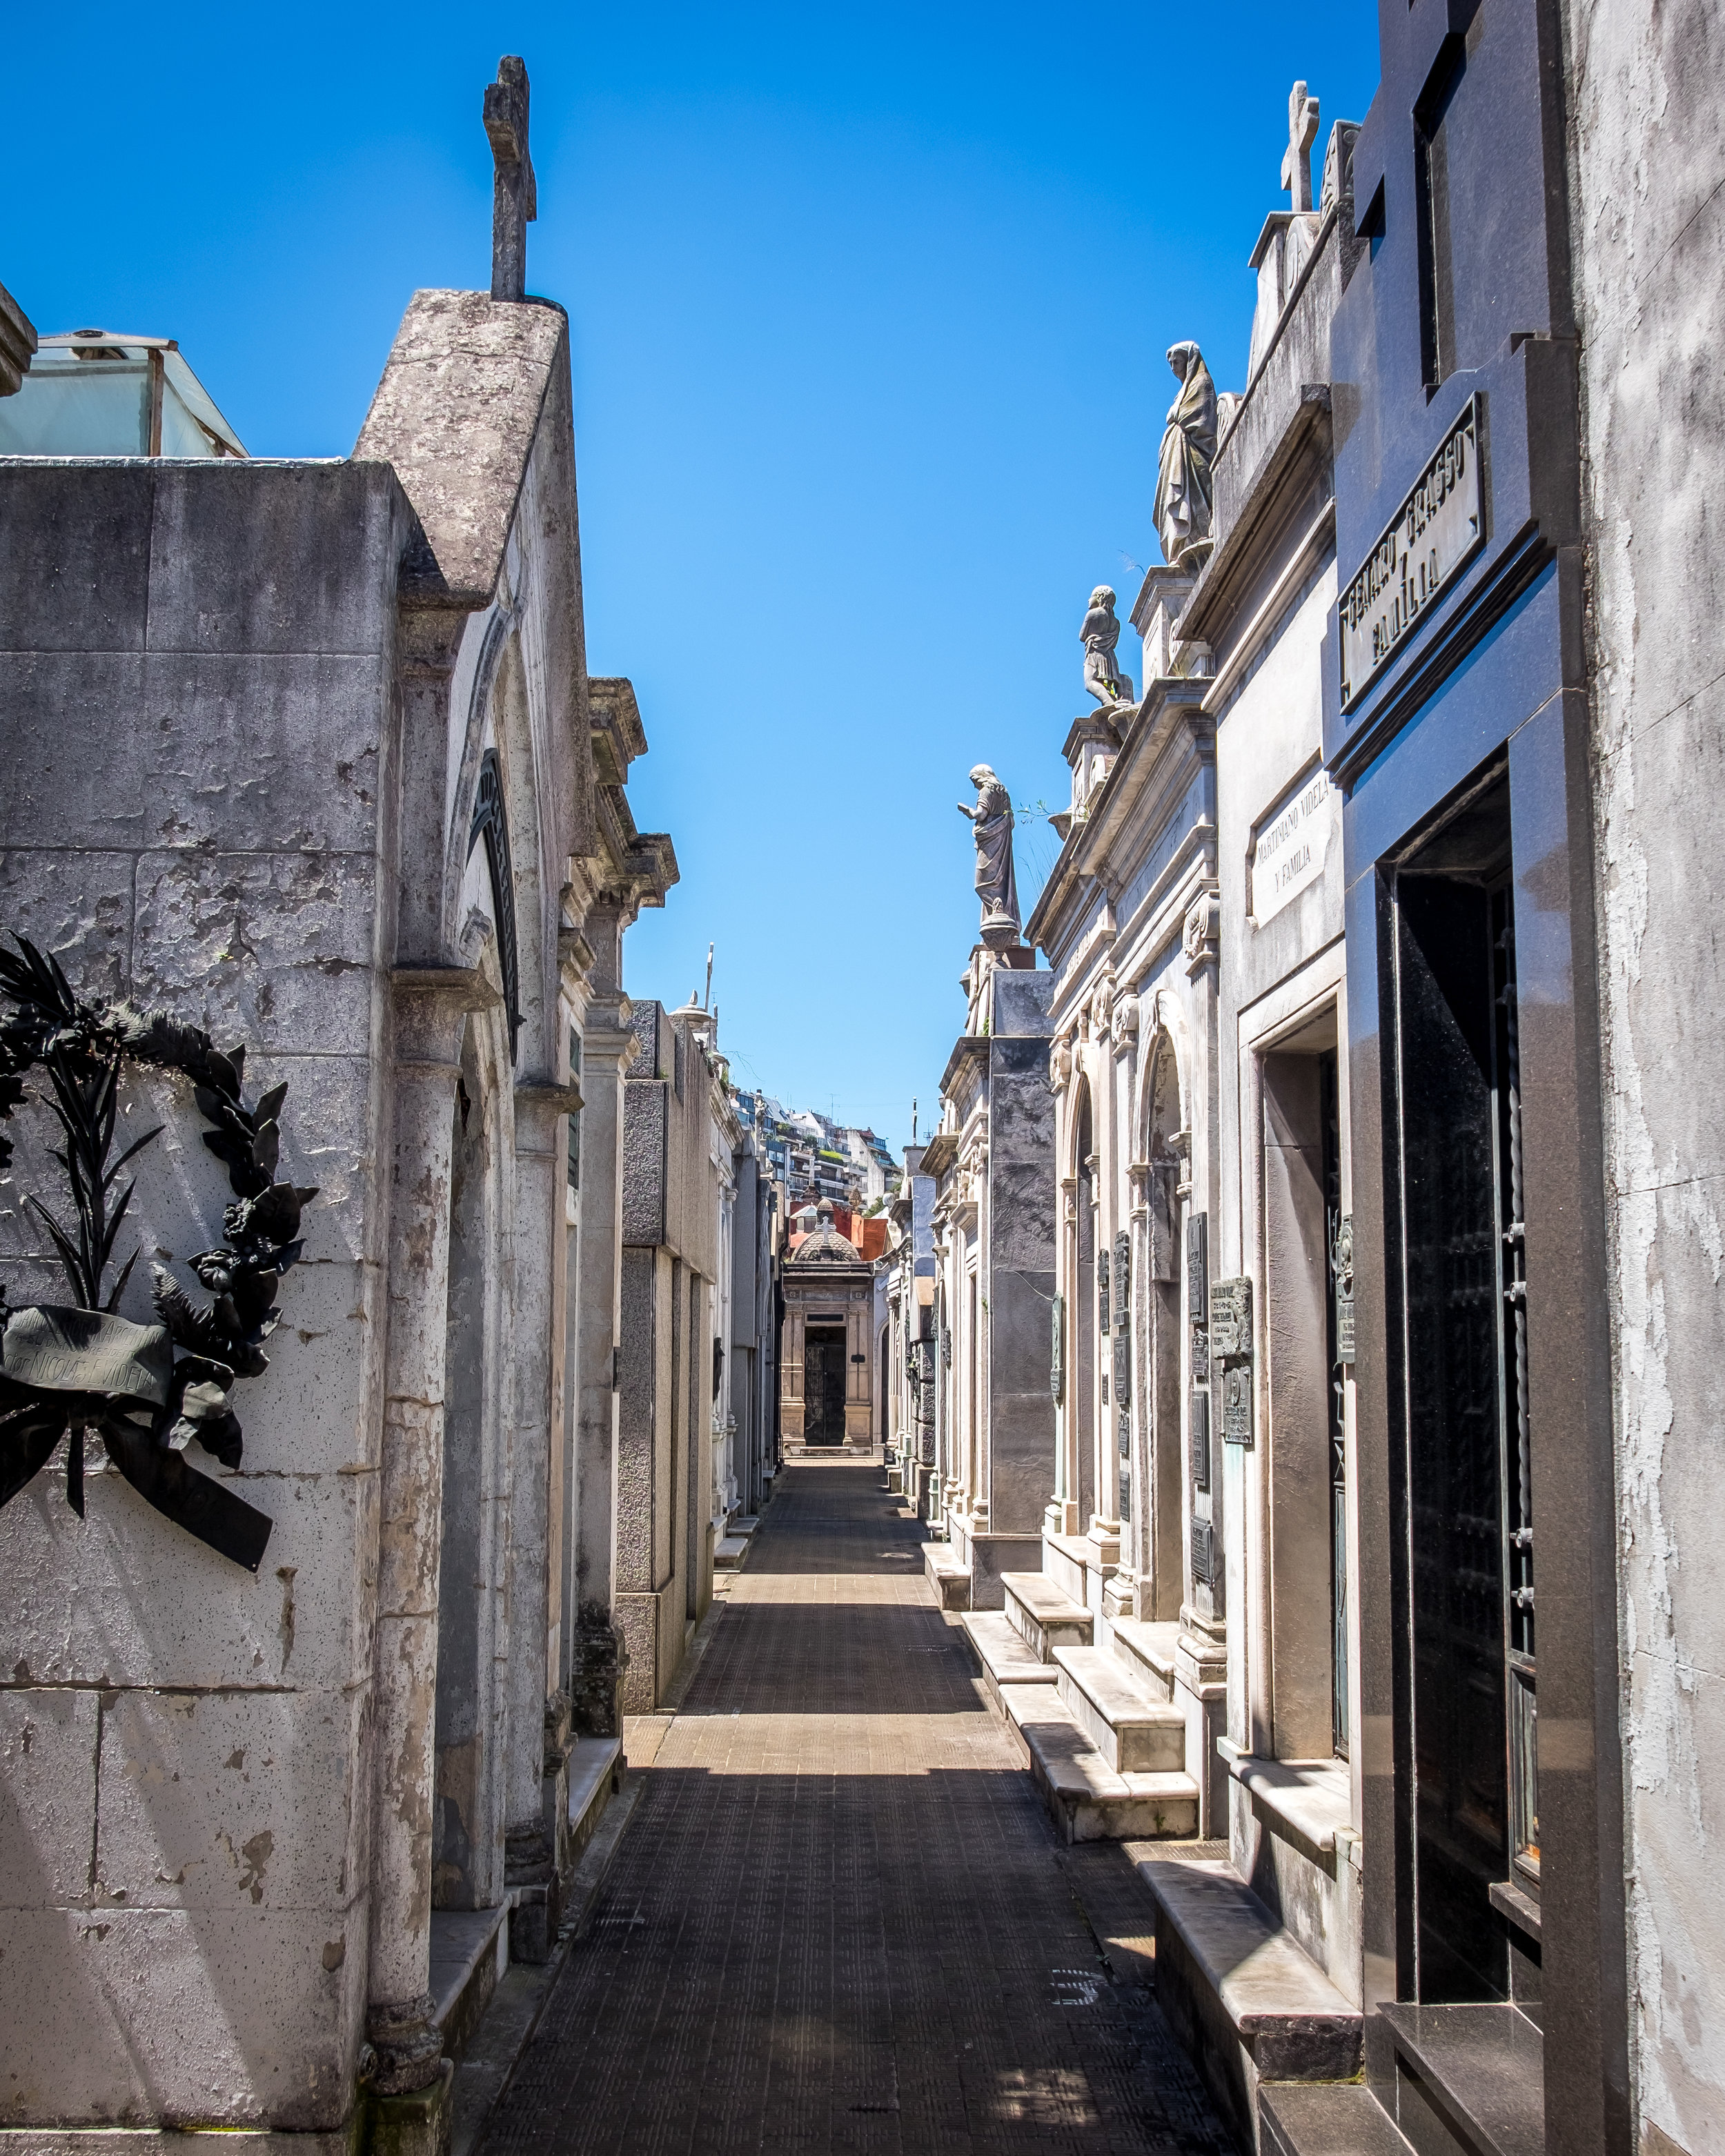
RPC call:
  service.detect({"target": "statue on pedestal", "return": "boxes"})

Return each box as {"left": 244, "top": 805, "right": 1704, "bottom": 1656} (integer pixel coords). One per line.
{"left": 957, "top": 764, "right": 1021, "bottom": 945}
{"left": 1081, "top": 586, "right": 1135, "bottom": 709}
{"left": 1154, "top": 342, "right": 1218, "bottom": 568}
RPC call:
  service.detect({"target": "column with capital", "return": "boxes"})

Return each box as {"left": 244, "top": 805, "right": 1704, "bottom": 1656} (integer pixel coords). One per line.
{"left": 366, "top": 960, "right": 499, "bottom": 2122}
{"left": 362, "top": 606, "right": 474, "bottom": 2134}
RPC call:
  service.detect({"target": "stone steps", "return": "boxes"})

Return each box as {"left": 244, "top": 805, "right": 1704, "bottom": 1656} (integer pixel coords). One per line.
{"left": 1053, "top": 1645, "right": 1186, "bottom": 1772}
{"left": 1109, "top": 1614, "right": 1179, "bottom": 1702}
{"left": 960, "top": 1610, "right": 1058, "bottom": 1715}
{"left": 1259, "top": 2084, "right": 1415, "bottom": 2156}
{"left": 999, "top": 1683, "right": 1200, "bottom": 1843}
{"left": 921, "top": 1541, "right": 971, "bottom": 1610}
{"left": 1133, "top": 1854, "right": 1363, "bottom": 2153}
{"left": 1375, "top": 2001, "right": 1546, "bottom": 2156}
{"left": 1000, "top": 1570, "right": 1093, "bottom": 1660}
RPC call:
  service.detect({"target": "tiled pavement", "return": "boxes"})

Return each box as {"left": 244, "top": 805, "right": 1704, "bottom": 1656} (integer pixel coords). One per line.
{"left": 476, "top": 1458, "right": 1233, "bottom": 2156}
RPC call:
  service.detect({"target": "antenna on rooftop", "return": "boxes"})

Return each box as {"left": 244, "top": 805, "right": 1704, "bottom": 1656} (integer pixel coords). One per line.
{"left": 704, "top": 942, "right": 714, "bottom": 1009}
{"left": 912, "top": 1097, "right": 918, "bottom": 1145}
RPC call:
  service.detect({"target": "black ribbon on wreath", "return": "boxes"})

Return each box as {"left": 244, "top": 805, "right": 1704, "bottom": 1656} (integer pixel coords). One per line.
{"left": 0, "top": 937, "right": 315, "bottom": 1570}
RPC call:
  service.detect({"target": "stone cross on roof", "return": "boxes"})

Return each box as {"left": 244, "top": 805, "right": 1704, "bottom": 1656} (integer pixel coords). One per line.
{"left": 1281, "top": 80, "right": 1321, "bottom": 212}
{"left": 484, "top": 55, "right": 537, "bottom": 302}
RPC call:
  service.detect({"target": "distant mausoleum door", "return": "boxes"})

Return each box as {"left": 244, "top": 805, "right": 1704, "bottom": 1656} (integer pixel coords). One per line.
{"left": 803, "top": 1326, "right": 848, "bottom": 1444}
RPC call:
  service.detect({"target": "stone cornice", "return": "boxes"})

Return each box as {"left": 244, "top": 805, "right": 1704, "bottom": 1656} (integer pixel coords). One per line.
{"left": 1027, "top": 684, "right": 1212, "bottom": 961}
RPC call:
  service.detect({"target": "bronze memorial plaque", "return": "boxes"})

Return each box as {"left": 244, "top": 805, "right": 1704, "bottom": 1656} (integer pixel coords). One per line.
{"left": 1209, "top": 1276, "right": 1252, "bottom": 1361}
{"left": 1222, "top": 1362, "right": 1254, "bottom": 1447}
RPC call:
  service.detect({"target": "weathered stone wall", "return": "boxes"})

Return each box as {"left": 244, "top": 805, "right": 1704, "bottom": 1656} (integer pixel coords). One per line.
{"left": 0, "top": 458, "right": 411, "bottom": 2128}
{"left": 1567, "top": 3, "right": 1725, "bottom": 2146}
{"left": 984, "top": 971, "right": 1056, "bottom": 1536}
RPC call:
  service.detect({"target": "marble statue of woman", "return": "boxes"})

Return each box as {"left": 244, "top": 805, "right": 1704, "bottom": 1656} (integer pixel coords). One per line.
{"left": 956, "top": 764, "right": 1021, "bottom": 938}
{"left": 1154, "top": 342, "right": 1219, "bottom": 567}
{"left": 1081, "top": 586, "right": 1135, "bottom": 709}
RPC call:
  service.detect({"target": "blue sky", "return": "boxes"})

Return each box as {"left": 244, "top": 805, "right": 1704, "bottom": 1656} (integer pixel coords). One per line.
{"left": 3, "top": 3, "right": 1382, "bottom": 1150}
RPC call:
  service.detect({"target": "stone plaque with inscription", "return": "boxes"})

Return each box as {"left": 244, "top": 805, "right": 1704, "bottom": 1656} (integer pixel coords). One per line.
{"left": 1339, "top": 395, "right": 1486, "bottom": 707}
{"left": 1209, "top": 1277, "right": 1252, "bottom": 1361}
{"left": 1251, "top": 764, "right": 1337, "bottom": 925}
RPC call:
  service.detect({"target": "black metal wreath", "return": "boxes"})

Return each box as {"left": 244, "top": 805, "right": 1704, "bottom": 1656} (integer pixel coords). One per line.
{"left": 0, "top": 937, "right": 315, "bottom": 1571}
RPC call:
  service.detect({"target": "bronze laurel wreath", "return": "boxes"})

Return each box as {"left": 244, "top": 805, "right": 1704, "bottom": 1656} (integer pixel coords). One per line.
{"left": 0, "top": 937, "right": 315, "bottom": 1570}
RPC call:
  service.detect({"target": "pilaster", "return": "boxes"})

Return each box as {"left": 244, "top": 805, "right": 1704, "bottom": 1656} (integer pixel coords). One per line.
{"left": 366, "top": 963, "right": 498, "bottom": 2095}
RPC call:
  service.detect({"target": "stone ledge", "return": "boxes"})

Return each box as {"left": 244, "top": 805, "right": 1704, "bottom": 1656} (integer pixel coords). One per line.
{"left": 0, "top": 2137, "right": 360, "bottom": 2156}
{"left": 920, "top": 1541, "right": 970, "bottom": 1610}
{"left": 1226, "top": 1752, "right": 1352, "bottom": 1863}
{"left": 430, "top": 1906, "right": 509, "bottom": 2061}
{"left": 566, "top": 1736, "right": 622, "bottom": 1863}
{"left": 1259, "top": 2082, "right": 1414, "bottom": 2155}
{"left": 960, "top": 1610, "right": 1057, "bottom": 1719}
{"left": 1136, "top": 1855, "right": 1361, "bottom": 2151}
{"left": 1379, "top": 2002, "right": 1545, "bottom": 2156}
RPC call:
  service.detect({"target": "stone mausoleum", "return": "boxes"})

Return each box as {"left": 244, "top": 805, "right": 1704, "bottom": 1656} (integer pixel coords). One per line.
{"left": 778, "top": 1202, "right": 876, "bottom": 1447}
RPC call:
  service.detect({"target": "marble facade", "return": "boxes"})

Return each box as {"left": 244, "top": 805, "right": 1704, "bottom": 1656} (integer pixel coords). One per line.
{"left": 914, "top": 951, "right": 1057, "bottom": 1610}
{"left": 960, "top": 14, "right": 1724, "bottom": 2155}
{"left": 0, "top": 277, "right": 676, "bottom": 2149}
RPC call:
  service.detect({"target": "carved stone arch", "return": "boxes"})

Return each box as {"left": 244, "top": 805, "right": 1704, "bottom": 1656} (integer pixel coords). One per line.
{"left": 444, "top": 609, "right": 557, "bottom": 1075}
{"left": 1130, "top": 1019, "right": 1187, "bottom": 1619}
{"left": 1067, "top": 1066, "right": 1096, "bottom": 1182}
{"left": 443, "top": 603, "right": 518, "bottom": 951}
{"left": 1134, "top": 993, "right": 1191, "bottom": 1166}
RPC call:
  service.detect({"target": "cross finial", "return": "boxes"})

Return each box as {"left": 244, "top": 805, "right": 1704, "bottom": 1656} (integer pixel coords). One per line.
{"left": 1281, "top": 80, "right": 1321, "bottom": 212}
{"left": 484, "top": 55, "right": 537, "bottom": 302}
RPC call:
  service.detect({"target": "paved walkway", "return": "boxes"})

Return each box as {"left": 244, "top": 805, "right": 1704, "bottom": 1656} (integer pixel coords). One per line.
{"left": 477, "top": 1459, "right": 1230, "bottom": 2156}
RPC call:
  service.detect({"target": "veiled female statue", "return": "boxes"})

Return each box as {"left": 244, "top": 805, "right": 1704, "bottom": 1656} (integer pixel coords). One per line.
{"left": 956, "top": 764, "right": 1020, "bottom": 936}
{"left": 1154, "top": 341, "right": 1219, "bottom": 567}
{"left": 1081, "top": 586, "right": 1135, "bottom": 709}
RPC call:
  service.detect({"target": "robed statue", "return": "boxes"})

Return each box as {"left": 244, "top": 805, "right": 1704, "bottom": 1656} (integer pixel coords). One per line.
{"left": 957, "top": 764, "right": 1021, "bottom": 939}
{"left": 1154, "top": 342, "right": 1218, "bottom": 567}
{"left": 1081, "top": 586, "right": 1135, "bottom": 709}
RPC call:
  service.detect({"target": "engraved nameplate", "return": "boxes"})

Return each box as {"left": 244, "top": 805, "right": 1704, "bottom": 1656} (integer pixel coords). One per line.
{"left": 1190, "top": 1389, "right": 1211, "bottom": 1490}
{"left": 1186, "top": 1213, "right": 1208, "bottom": 1322}
{"left": 1251, "top": 764, "right": 1337, "bottom": 926}
{"left": 1222, "top": 1363, "right": 1254, "bottom": 1447}
{"left": 1210, "top": 1277, "right": 1252, "bottom": 1361}
{"left": 1339, "top": 395, "right": 1486, "bottom": 708}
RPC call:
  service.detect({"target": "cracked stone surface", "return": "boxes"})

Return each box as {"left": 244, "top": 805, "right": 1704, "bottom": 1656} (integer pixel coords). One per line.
{"left": 475, "top": 1458, "right": 1230, "bottom": 2155}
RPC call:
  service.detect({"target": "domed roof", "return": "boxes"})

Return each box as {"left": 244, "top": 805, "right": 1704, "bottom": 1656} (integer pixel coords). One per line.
{"left": 789, "top": 1199, "right": 861, "bottom": 1265}
{"left": 790, "top": 1224, "right": 861, "bottom": 1265}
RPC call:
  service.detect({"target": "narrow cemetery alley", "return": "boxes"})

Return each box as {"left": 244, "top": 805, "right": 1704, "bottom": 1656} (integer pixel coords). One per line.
{"left": 7, "top": 8, "right": 1724, "bottom": 2152}
{"left": 469, "top": 1458, "right": 1232, "bottom": 2156}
